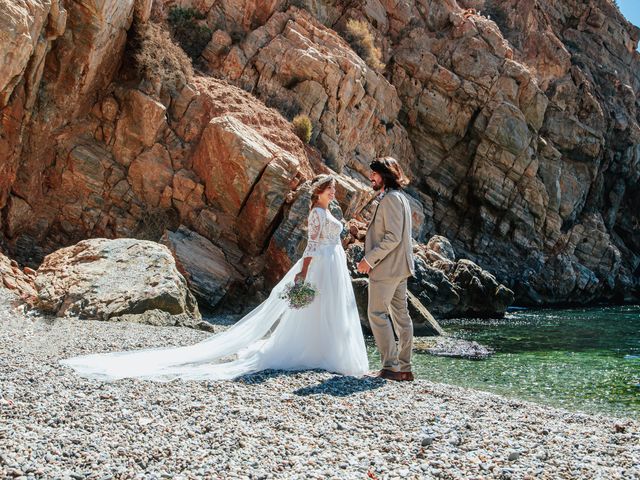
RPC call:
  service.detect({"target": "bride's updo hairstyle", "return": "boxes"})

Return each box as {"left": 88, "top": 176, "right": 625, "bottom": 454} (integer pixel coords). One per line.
{"left": 309, "top": 174, "right": 336, "bottom": 208}
{"left": 370, "top": 156, "right": 409, "bottom": 190}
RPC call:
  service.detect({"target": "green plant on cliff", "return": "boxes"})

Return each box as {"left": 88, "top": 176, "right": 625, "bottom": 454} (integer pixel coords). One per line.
{"left": 168, "top": 7, "right": 212, "bottom": 62}
{"left": 343, "top": 19, "right": 385, "bottom": 73}
{"left": 292, "top": 114, "right": 313, "bottom": 143}
{"left": 133, "top": 22, "right": 194, "bottom": 94}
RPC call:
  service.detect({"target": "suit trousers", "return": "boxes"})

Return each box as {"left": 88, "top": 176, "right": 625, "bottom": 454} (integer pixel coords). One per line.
{"left": 367, "top": 276, "right": 413, "bottom": 372}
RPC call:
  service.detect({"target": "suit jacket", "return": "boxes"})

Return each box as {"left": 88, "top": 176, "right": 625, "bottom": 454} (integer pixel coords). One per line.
{"left": 364, "top": 189, "right": 415, "bottom": 281}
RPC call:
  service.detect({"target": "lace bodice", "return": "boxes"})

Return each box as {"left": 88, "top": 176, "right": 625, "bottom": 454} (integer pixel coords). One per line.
{"left": 302, "top": 207, "right": 343, "bottom": 257}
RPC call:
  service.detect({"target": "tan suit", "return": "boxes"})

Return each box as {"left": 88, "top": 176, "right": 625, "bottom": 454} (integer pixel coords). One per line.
{"left": 364, "top": 189, "right": 415, "bottom": 372}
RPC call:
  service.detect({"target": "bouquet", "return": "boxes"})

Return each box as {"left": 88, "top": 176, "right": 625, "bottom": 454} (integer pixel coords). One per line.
{"left": 279, "top": 281, "right": 318, "bottom": 309}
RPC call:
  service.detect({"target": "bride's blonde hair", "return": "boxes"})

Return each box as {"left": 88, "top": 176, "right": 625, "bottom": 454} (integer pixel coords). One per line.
{"left": 309, "top": 174, "right": 336, "bottom": 209}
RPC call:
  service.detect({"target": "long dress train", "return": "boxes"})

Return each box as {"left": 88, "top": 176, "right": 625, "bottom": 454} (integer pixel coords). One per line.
{"left": 59, "top": 207, "right": 369, "bottom": 381}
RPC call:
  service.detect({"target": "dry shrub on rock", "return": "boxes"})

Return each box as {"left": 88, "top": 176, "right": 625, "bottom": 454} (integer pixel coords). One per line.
{"left": 168, "top": 7, "right": 212, "bottom": 62}
{"left": 292, "top": 114, "right": 312, "bottom": 143}
{"left": 135, "top": 207, "right": 178, "bottom": 242}
{"left": 265, "top": 91, "right": 302, "bottom": 120}
{"left": 134, "top": 22, "right": 194, "bottom": 95}
{"left": 343, "top": 19, "right": 385, "bottom": 72}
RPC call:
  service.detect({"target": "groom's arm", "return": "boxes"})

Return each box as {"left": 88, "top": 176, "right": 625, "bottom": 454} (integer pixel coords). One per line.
{"left": 363, "top": 195, "right": 403, "bottom": 268}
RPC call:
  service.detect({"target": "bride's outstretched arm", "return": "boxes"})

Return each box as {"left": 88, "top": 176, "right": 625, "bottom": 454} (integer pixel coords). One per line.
{"left": 296, "top": 208, "right": 325, "bottom": 283}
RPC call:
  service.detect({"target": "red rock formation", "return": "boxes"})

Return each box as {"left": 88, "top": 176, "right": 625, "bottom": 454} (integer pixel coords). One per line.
{"left": 0, "top": 251, "right": 36, "bottom": 305}
{"left": 0, "top": 0, "right": 638, "bottom": 311}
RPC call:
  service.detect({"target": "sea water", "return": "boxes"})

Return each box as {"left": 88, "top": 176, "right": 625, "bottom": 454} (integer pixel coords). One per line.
{"left": 367, "top": 305, "right": 640, "bottom": 419}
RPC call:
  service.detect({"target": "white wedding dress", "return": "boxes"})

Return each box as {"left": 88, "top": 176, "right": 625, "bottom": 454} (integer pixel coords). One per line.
{"left": 59, "top": 207, "right": 369, "bottom": 381}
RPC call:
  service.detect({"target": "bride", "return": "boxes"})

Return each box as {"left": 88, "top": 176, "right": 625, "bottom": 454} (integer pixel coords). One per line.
{"left": 59, "top": 175, "right": 370, "bottom": 381}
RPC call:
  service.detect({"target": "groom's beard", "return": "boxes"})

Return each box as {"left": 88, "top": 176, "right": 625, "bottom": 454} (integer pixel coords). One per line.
{"left": 372, "top": 180, "right": 384, "bottom": 191}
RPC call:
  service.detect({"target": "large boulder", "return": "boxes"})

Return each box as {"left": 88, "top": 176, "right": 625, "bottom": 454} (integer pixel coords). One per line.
{"left": 160, "top": 225, "right": 241, "bottom": 309}
{"left": 34, "top": 238, "right": 209, "bottom": 330}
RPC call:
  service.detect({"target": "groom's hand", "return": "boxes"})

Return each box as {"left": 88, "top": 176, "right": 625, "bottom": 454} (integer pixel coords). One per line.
{"left": 357, "top": 259, "right": 371, "bottom": 274}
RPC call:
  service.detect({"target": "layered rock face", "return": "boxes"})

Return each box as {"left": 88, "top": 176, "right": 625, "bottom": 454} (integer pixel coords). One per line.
{"left": 196, "top": 0, "right": 640, "bottom": 305}
{"left": 0, "top": 0, "right": 638, "bottom": 312}
{"left": 0, "top": 0, "right": 313, "bottom": 311}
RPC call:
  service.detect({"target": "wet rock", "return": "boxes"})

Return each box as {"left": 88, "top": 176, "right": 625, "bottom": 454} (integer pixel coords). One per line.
{"left": 413, "top": 336, "right": 494, "bottom": 360}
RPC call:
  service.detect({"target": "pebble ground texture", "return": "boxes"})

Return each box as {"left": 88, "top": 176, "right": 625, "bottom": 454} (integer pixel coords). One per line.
{"left": 1, "top": 294, "right": 639, "bottom": 479}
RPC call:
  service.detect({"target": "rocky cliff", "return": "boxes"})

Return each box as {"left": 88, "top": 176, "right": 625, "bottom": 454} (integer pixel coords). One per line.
{"left": 0, "top": 0, "right": 638, "bottom": 310}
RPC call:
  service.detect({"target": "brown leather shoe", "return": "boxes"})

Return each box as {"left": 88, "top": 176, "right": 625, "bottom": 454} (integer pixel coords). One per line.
{"left": 365, "top": 369, "right": 395, "bottom": 379}
{"left": 381, "top": 371, "right": 415, "bottom": 382}
{"left": 396, "top": 371, "right": 415, "bottom": 382}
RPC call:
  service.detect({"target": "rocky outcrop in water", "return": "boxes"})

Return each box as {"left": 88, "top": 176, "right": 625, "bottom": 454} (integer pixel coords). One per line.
{"left": 0, "top": 0, "right": 638, "bottom": 311}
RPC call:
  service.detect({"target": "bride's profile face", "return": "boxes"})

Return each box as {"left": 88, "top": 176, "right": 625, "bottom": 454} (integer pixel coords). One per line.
{"left": 318, "top": 182, "right": 336, "bottom": 205}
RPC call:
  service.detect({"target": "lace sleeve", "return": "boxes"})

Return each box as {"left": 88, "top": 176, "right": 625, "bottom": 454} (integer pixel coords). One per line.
{"left": 302, "top": 208, "right": 325, "bottom": 257}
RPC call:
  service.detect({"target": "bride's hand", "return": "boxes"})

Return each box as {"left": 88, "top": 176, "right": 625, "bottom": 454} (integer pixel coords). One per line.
{"left": 294, "top": 271, "right": 306, "bottom": 284}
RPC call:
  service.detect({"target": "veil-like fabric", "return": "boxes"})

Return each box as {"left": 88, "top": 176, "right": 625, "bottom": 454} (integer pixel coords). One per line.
{"left": 59, "top": 263, "right": 299, "bottom": 381}
{"left": 59, "top": 208, "right": 369, "bottom": 382}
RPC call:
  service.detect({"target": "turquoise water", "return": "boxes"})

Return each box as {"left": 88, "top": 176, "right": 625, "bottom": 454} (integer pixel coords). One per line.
{"left": 367, "top": 305, "right": 640, "bottom": 419}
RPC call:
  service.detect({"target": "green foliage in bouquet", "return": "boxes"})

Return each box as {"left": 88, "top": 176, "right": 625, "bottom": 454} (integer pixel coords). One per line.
{"left": 280, "top": 281, "right": 318, "bottom": 309}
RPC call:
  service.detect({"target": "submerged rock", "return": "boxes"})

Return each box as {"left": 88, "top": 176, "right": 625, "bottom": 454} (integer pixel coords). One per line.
{"left": 34, "top": 238, "right": 208, "bottom": 329}
{"left": 414, "top": 336, "right": 494, "bottom": 360}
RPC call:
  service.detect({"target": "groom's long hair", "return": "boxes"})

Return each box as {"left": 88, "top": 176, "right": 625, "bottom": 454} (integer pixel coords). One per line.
{"left": 370, "top": 157, "right": 409, "bottom": 190}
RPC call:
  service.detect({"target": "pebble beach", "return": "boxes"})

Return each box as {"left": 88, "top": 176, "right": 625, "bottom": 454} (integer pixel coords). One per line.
{"left": 1, "top": 297, "right": 639, "bottom": 480}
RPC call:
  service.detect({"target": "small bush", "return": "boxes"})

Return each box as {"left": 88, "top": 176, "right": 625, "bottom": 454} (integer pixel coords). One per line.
{"left": 265, "top": 92, "right": 302, "bottom": 120}
{"left": 168, "top": 7, "right": 212, "bottom": 61}
{"left": 292, "top": 114, "right": 313, "bottom": 143}
{"left": 343, "top": 19, "right": 385, "bottom": 72}
{"left": 134, "top": 22, "right": 194, "bottom": 94}
{"left": 135, "top": 207, "right": 177, "bottom": 241}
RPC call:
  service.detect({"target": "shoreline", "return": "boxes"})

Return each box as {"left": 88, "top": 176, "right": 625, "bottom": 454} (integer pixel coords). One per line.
{"left": 505, "top": 302, "right": 640, "bottom": 312}
{"left": 2, "top": 305, "right": 639, "bottom": 479}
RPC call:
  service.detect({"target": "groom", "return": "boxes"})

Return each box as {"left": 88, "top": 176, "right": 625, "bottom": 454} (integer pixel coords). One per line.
{"left": 357, "top": 157, "right": 415, "bottom": 381}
